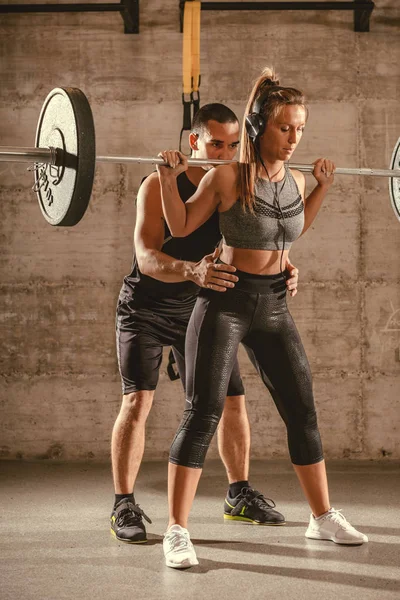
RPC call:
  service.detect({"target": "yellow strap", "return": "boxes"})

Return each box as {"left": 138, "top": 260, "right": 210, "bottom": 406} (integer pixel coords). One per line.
{"left": 191, "top": 1, "right": 201, "bottom": 92}
{"left": 182, "top": 2, "right": 193, "bottom": 95}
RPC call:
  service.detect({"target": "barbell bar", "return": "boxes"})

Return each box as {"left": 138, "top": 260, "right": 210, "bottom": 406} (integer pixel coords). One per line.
{"left": 0, "top": 86, "right": 399, "bottom": 226}
{"left": 1, "top": 146, "right": 400, "bottom": 179}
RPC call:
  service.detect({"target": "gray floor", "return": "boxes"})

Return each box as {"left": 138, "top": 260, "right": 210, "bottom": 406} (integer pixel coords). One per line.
{"left": 0, "top": 460, "right": 399, "bottom": 600}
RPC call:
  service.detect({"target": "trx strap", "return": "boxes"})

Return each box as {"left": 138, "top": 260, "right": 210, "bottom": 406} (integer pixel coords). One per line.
{"left": 170, "top": 1, "right": 201, "bottom": 378}
{"left": 191, "top": 0, "right": 201, "bottom": 116}
{"left": 181, "top": 1, "right": 193, "bottom": 138}
{"left": 180, "top": 1, "right": 201, "bottom": 151}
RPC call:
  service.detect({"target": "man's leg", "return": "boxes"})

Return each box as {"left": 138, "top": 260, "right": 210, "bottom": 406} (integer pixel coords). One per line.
{"left": 111, "top": 390, "right": 155, "bottom": 495}
{"left": 218, "top": 394, "right": 250, "bottom": 484}
{"left": 110, "top": 389, "right": 156, "bottom": 544}
{"left": 218, "top": 394, "right": 285, "bottom": 526}
{"left": 113, "top": 302, "right": 166, "bottom": 543}
{"left": 215, "top": 352, "right": 285, "bottom": 526}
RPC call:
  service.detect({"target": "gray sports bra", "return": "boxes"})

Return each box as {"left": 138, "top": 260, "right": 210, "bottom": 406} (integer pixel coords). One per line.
{"left": 219, "top": 167, "right": 304, "bottom": 251}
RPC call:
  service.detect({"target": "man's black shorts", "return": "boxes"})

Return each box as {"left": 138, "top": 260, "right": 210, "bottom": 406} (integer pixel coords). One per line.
{"left": 116, "top": 293, "right": 244, "bottom": 396}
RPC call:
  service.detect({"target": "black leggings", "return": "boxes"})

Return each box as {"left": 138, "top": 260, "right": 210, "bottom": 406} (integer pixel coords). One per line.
{"left": 169, "top": 267, "right": 324, "bottom": 468}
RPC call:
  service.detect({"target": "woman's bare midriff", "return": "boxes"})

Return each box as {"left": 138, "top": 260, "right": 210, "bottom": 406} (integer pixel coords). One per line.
{"left": 220, "top": 244, "right": 290, "bottom": 275}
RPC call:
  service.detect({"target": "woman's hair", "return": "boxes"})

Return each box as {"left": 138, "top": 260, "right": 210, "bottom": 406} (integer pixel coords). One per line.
{"left": 238, "top": 67, "right": 308, "bottom": 211}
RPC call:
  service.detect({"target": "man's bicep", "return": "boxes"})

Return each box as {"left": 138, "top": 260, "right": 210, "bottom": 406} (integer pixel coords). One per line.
{"left": 135, "top": 207, "right": 165, "bottom": 252}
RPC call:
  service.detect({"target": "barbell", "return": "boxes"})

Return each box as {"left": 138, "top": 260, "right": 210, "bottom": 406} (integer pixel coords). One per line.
{"left": 0, "top": 87, "right": 399, "bottom": 227}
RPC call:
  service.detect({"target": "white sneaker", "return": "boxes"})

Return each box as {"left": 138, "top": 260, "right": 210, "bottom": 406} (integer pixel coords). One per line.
{"left": 163, "top": 524, "right": 199, "bottom": 569}
{"left": 305, "top": 508, "right": 368, "bottom": 545}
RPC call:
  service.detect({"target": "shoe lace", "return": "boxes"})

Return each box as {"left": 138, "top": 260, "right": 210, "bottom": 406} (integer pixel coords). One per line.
{"left": 325, "top": 509, "right": 354, "bottom": 531}
{"left": 231, "top": 487, "right": 276, "bottom": 516}
{"left": 165, "top": 530, "right": 191, "bottom": 553}
{"left": 116, "top": 502, "right": 152, "bottom": 527}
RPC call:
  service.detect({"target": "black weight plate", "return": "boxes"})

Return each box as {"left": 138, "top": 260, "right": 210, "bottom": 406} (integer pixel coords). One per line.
{"left": 34, "top": 87, "right": 95, "bottom": 226}
{"left": 389, "top": 137, "right": 400, "bottom": 223}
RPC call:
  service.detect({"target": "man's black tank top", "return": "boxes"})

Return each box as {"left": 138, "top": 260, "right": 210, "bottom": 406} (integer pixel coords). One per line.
{"left": 120, "top": 171, "right": 221, "bottom": 301}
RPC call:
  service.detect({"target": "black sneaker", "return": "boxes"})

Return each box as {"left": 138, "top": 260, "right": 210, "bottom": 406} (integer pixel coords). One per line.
{"left": 110, "top": 499, "right": 152, "bottom": 543}
{"left": 224, "top": 487, "right": 286, "bottom": 525}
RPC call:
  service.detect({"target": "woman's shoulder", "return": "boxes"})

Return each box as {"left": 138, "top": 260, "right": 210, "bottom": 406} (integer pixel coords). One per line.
{"left": 288, "top": 168, "right": 305, "bottom": 186}
{"left": 212, "top": 162, "right": 239, "bottom": 186}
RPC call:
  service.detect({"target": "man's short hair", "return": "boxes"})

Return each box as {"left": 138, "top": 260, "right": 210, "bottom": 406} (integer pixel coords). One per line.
{"left": 191, "top": 103, "right": 239, "bottom": 137}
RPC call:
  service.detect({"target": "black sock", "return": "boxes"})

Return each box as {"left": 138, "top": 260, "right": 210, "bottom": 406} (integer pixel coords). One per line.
{"left": 114, "top": 492, "right": 135, "bottom": 508}
{"left": 229, "top": 480, "right": 250, "bottom": 498}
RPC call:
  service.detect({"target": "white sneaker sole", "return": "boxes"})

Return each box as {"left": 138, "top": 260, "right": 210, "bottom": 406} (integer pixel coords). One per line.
{"left": 165, "top": 556, "right": 199, "bottom": 569}
{"left": 305, "top": 530, "right": 368, "bottom": 545}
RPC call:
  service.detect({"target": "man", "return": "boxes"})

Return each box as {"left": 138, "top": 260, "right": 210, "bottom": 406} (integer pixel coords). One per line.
{"left": 110, "top": 104, "right": 299, "bottom": 543}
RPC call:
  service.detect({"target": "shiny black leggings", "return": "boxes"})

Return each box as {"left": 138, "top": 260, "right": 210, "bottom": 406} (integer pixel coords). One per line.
{"left": 169, "top": 268, "right": 324, "bottom": 468}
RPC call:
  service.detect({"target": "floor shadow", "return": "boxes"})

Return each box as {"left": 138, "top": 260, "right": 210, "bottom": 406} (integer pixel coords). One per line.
{"left": 146, "top": 534, "right": 163, "bottom": 546}
{"left": 182, "top": 558, "right": 400, "bottom": 592}
{"left": 191, "top": 538, "right": 399, "bottom": 568}
{"left": 5, "top": 545, "right": 399, "bottom": 593}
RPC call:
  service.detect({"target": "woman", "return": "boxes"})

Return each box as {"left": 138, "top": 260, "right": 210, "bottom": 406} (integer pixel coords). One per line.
{"left": 157, "top": 68, "right": 368, "bottom": 569}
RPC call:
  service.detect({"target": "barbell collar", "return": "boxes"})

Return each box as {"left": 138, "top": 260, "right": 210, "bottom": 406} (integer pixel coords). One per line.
{"left": 0, "top": 146, "right": 400, "bottom": 178}
{"left": 0, "top": 146, "right": 57, "bottom": 165}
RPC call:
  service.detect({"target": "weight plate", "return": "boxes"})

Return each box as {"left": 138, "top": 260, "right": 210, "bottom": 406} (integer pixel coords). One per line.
{"left": 34, "top": 87, "right": 95, "bottom": 226}
{"left": 389, "top": 137, "right": 400, "bottom": 222}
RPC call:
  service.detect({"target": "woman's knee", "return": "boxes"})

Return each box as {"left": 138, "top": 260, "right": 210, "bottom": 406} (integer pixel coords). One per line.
{"left": 286, "top": 409, "right": 323, "bottom": 465}
{"left": 170, "top": 410, "right": 221, "bottom": 468}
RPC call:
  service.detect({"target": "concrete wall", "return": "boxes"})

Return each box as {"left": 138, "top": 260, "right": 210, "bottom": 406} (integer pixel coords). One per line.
{"left": 0, "top": 1, "right": 399, "bottom": 462}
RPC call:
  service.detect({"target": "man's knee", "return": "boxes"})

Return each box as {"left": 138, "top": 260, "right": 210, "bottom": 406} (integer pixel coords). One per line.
{"left": 120, "top": 390, "right": 155, "bottom": 422}
{"left": 222, "top": 394, "right": 246, "bottom": 418}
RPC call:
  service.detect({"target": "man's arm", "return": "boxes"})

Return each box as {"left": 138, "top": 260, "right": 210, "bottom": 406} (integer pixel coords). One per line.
{"left": 134, "top": 174, "right": 238, "bottom": 291}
